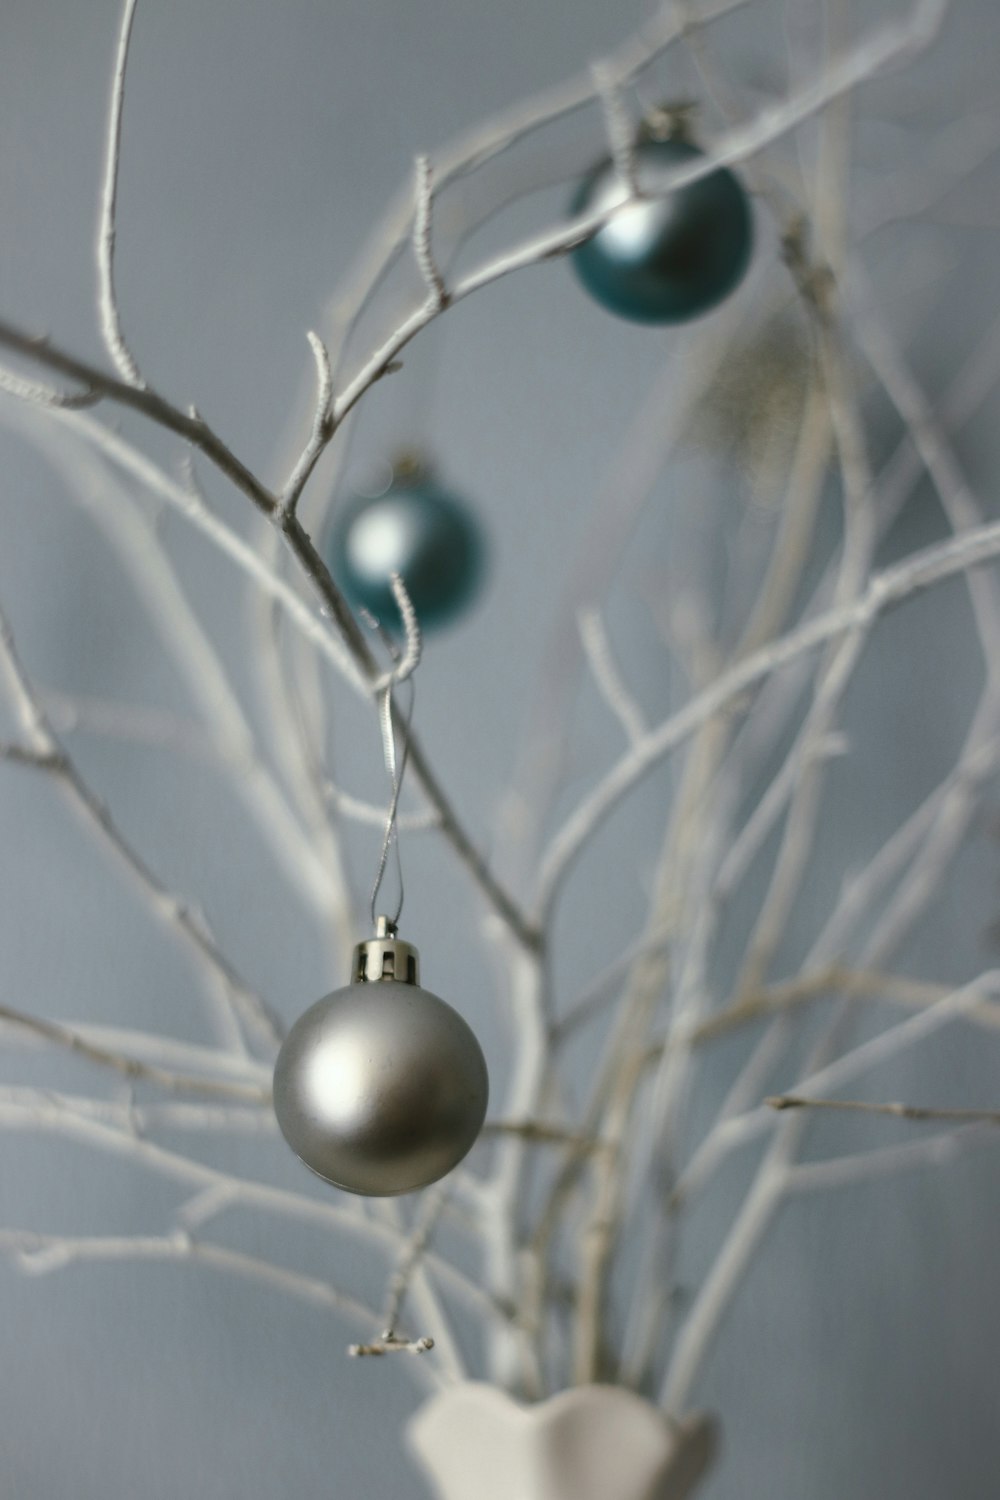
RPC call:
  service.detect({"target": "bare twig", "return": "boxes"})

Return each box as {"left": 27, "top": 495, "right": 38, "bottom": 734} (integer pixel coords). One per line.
{"left": 0, "top": 1087, "right": 272, "bottom": 1139}
{"left": 372, "top": 573, "right": 423, "bottom": 690}
{"left": 97, "top": 0, "right": 144, "bottom": 386}
{"left": 691, "top": 968, "right": 1000, "bottom": 1042}
{"left": 0, "top": 1229, "right": 411, "bottom": 1366}
{"left": 3, "top": 1021, "right": 270, "bottom": 1083}
{"left": 250, "top": 518, "right": 360, "bottom": 967}
{"left": 372, "top": 1193, "right": 468, "bottom": 1383}
{"left": 537, "top": 514, "right": 1000, "bottom": 914}
{"left": 0, "top": 364, "right": 98, "bottom": 409}
{"left": 845, "top": 269, "right": 1000, "bottom": 689}
{"left": 278, "top": 330, "right": 335, "bottom": 515}
{"left": 273, "top": 511, "right": 537, "bottom": 946}
{"left": 0, "top": 1007, "right": 269, "bottom": 1102}
{"left": 787, "top": 1130, "right": 991, "bottom": 1193}
{"left": 0, "top": 318, "right": 273, "bottom": 513}
{"left": 710, "top": 972, "right": 1000, "bottom": 1168}
{"left": 2, "top": 403, "right": 364, "bottom": 692}
{"left": 41, "top": 690, "right": 219, "bottom": 761}
{"left": 768, "top": 1094, "right": 1000, "bottom": 1126}
{"left": 348, "top": 1331, "right": 435, "bottom": 1358}
{"left": 41, "top": 432, "right": 342, "bottom": 916}
{"left": 660, "top": 1152, "right": 786, "bottom": 1412}
{"left": 380, "top": 1182, "right": 453, "bottom": 1341}
{"left": 0, "top": 1092, "right": 496, "bottom": 1324}
{"left": 0, "top": 602, "right": 281, "bottom": 1053}
{"left": 592, "top": 62, "right": 639, "bottom": 196}
{"left": 481, "top": 1119, "right": 611, "bottom": 1151}
{"left": 0, "top": 399, "right": 533, "bottom": 946}
{"left": 322, "top": 781, "right": 439, "bottom": 831}
{"left": 412, "top": 156, "right": 449, "bottom": 309}
{"left": 578, "top": 609, "right": 647, "bottom": 746}
{"left": 731, "top": 137, "right": 877, "bottom": 998}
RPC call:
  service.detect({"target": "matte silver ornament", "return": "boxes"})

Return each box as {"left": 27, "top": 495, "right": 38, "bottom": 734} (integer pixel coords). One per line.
{"left": 273, "top": 920, "right": 489, "bottom": 1196}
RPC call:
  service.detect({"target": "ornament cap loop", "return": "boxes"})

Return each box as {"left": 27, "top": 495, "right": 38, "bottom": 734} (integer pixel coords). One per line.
{"left": 353, "top": 917, "right": 420, "bottom": 986}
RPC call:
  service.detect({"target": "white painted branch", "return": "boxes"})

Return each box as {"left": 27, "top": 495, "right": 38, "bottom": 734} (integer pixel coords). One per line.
{"left": 412, "top": 156, "right": 449, "bottom": 308}
{"left": 97, "top": 0, "right": 144, "bottom": 386}
{"left": 0, "top": 602, "right": 281, "bottom": 1055}
{"left": 787, "top": 1129, "right": 991, "bottom": 1193}
{"left": 578, "top": 609, "right": 647, "bottom": 747}
{"left": 0, "top": 1093, "right": 498, "bottom": 1327}
{"left": 279, "top": 330, "right": 335, "bottom": 514}
{"left": 592, "top": 61, "right": 638, "bottom": 197}
{"left": 537, "top": 516, "right": 1000, "bottom": 913}
{"left": 0, "top": 1228, "right": 450, "bottom": 1386}
{"left": 769, "top": 1095, "right": 1000, "bottom": 1127}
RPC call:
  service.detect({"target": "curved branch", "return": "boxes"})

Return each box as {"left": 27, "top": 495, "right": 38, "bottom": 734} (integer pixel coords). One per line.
{"left": 97, "top": 0, "right": 144, "bottom": 386}
{"left": 536, "top": 517, "right": 1000, "bottom": 916}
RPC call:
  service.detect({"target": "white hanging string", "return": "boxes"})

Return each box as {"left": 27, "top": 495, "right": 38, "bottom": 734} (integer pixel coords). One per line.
{"left": 366, "top": 572, "right": 421, "bottom": 929}
{"left": 369, "top": 677, "right": 415, "bottom": 929}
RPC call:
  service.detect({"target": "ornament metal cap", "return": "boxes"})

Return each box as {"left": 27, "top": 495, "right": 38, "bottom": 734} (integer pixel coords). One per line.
{"left": 352, "top": 914, "right": 420, "bottom": 986}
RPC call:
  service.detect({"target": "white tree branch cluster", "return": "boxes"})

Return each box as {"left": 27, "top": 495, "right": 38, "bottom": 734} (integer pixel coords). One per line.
{"left": 0, "top": 0, "right": 996, "bottom": 1441}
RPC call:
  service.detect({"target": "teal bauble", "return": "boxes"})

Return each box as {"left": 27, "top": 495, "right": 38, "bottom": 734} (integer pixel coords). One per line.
{"left": 570, "top": 137, "right": 753, "bottom": 324}
{"left": 328, "top": 466, "right": 484, "bottom": 631}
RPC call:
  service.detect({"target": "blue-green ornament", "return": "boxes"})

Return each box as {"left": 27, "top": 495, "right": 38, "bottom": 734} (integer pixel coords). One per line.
{"left": 328, "top": 460, "right": 484, "bottom": 631}
{"left": 570, "top": 136, "right": 753, "bottom": 324}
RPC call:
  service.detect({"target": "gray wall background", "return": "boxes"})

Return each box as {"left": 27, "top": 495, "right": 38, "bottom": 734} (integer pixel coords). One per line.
{"left": 1, "top": 0, "right": 999, "bottom": 1496}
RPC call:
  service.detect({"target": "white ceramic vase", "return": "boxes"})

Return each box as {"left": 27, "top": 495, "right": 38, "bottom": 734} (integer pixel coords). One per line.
{"left": 406, "top": 1382, "right": 716, "bottom": 1500}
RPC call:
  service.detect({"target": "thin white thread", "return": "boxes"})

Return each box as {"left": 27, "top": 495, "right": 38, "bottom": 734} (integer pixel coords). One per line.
{"left": 369, "top": 676, "right": 415, "bottom": 929}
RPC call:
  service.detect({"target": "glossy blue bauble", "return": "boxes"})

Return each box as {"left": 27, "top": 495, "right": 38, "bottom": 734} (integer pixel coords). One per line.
{"left": 570, "top": 137, "right": 753, "bottom": 324}
{"left": 328, "top": 477, "right": 484, "bottom": 631}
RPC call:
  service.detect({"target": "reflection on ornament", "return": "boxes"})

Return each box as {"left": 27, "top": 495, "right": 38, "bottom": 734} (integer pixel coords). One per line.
{"left": 328, "top": 459, "right": 484, "bottom": 631}
{"left": 273, "top": 918, "right": 489, "bottom": 1197}
{"left": 570, "top": 136, "right": 752, "bottom": 324}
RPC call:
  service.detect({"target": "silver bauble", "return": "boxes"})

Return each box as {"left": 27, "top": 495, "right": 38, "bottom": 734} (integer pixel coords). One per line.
{"left": 273, "top": 924, "right": 489, "bottom": 1196}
